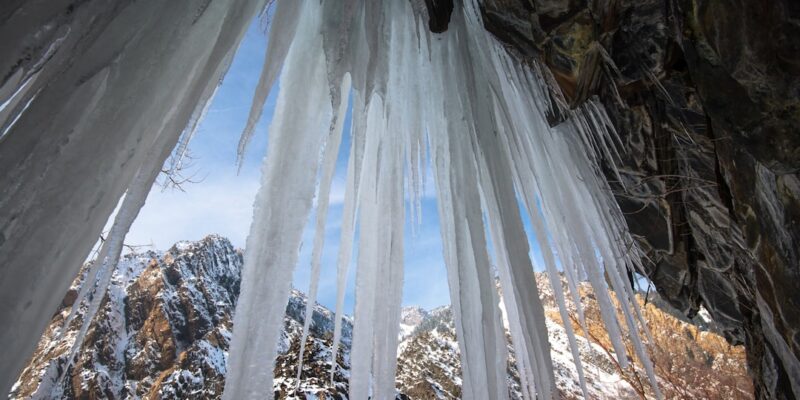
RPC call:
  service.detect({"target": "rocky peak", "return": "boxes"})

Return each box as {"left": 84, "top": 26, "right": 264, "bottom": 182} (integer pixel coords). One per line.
{"left": 12, "top": 235, "right": 242, "bottom": 399}
{"left": 397, "top": 306, "right": 431, "bottom": 342}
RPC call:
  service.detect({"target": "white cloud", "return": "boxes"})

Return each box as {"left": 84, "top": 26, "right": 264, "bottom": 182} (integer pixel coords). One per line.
{"left": 125, "top": 176, "right": 260, "bottom": 251}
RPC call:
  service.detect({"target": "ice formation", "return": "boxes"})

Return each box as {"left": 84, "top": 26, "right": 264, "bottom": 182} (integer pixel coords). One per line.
{"left": 0, "top": 0, "right": 267, "bottom": 393}
{"left": 0, "top": 0, "right": 662, "bottom": 399}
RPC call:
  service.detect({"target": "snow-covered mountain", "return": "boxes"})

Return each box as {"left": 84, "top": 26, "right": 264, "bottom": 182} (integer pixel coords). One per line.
{"left": 11, "top": 235, "right": 750, "bottom": 399}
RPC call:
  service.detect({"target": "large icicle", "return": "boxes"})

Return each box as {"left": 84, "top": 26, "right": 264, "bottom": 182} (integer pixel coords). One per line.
{"left": 429, "top": 103, "right": 510, "bottom": 400}
{"left": 0, "top": 0, "right": 265, "bottom": 393}
{"left": 370, "top": 125, "right": 405, "bottom": 400}
{"left": 427, "top": 12, "right": 509, "bottom": 397}
{"left": 295, "top": 75, "right": 351, "bottom": 384}
{"left": 459, "top": 3, "right": 557, "bottom": 396}
{"left": 493, "top": 101, "right": 590, "bottom": 398}
{"left": 59, "top": 42, "right": 241, "bottom": 343}
{"left": 348, "top": 96, "right": 385, "bottom": 399}
{"left": 42, "top": 18, "right": 251, "bottom": 398}
{"left": 222, "top": 2, "right": 333, "bottom": 399}
{"left": 366, "top": 5, "right": 421, "bottom": 396}
{"left": 487, "top": 50, "right": 594, "bottom": 398}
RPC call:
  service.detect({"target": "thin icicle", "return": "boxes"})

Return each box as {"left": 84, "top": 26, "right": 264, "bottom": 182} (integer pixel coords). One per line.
{"left": 236, "top": 0, "right": 305, "bottom": 166}
{"left": 329, "top": 92, "right": 367, "bottom": 383}
{"left": 497, "top": 112, "right": 590, "bottom": 398}
{"left": 295, "top": 75, "right": 351, "bottom": 384}
{"left": 371, "top": 115, "right": 405, "bottom": 400}
{"left": 168, "top": 81, "right": 221, "bottom": 176}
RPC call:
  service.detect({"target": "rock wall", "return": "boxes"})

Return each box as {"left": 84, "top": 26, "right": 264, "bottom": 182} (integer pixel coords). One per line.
{"left": 474, "top": 0, "right": 799, "bottom": 398}
{"left": 10, "top": 236, "right": 355, "bottom": 400}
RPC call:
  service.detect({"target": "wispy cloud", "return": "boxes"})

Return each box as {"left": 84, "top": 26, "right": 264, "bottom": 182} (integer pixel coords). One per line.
{"left": 126, "top": 176, "right": 260, "bottom": 250}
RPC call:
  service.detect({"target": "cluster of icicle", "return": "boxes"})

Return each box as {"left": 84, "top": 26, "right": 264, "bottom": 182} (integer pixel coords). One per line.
{"left": 225, "top": 0, "right": 661, "bottom": 399}
{"left": 0, "top": 0, "right": 660, "bottom": 398}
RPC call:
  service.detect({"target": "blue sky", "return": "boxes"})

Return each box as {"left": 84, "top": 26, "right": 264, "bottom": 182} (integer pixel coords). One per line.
{"left": 126, "top": 17, "right": 552, "bottom": 314}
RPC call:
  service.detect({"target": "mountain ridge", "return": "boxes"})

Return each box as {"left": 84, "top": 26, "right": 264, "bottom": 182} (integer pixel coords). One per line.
{"left": 12, "top": 235, "right": 750, "bottom": 399}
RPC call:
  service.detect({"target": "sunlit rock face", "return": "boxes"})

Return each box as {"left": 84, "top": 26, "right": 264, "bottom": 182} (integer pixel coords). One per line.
{"left": 478, "top": 1, "right": 800, "bottom": 398}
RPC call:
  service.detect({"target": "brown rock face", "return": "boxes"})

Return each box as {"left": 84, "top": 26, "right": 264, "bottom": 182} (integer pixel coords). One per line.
{"left": 478, "top": 0, "right": 799, "bottom": 398}
{"left": 10, "top": 236, "right": 355, "bottom": 400}
{"left": 11, "top": 236, "right": 242, "bottom": 399}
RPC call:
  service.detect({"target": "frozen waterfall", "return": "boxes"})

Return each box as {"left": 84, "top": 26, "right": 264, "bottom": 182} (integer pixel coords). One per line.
{"left": 0, "top": 0, "right": 661, "bottom": 399}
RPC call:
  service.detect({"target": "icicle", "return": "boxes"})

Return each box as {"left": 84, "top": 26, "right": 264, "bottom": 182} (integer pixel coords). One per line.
{"left": 236, "top": 0, "right": 305, "bottom": 167}
{"left": 60, "top": 149, "right": 162, "bottom": 364}
{"left": 426, "top": 15, "right": 510, "bottom": 397}
{"left": 496, "top": 108, "right": 590, "bottom": 398}
{"left": 370, "top": 127, "right": 405, "bottom": 400}
{"left": 429, "top": 108, "right": 510, "bottom": 400}
{"left": 477, "top": 144, "right": 556, "bottom": 399}
{"left": 222, "top": 2, "right": 333, "bottom": 398}
{"left": 0, "top": 1, "right": 264, "bottom": 393}
{"left": 295, "top": 74, "right": 351, "bottom": 384}
{"left": 348, "top": 95, "right": 385, "bottom": 399}
{"left": 502, "top": 73, "right": 591, "bottom": 330}
{"left": 48, "top": 104, "right": 198, "bottom": 399}
{"left": 460, "top": 3, "right": 558, "bottom": 396}
{"left": 346, "top": 84, "right": 407, "bottom": 400}
{"left": 329, "top": 92, "right": 367, "bottom": 383}
{"left": 51, "top": 32, "right": 248, "bottom": 398}
{"left": 167, "top": 77, "right": 223, "bottom": 176}
{"left": 60, "top": 41, "right": 241, "bottom": 342}
{"left": 321, "top": 0, "right": 360, "bottom": 109}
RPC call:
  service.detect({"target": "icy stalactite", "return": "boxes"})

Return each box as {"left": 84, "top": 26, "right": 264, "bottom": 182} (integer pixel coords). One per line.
{"left": 503, "top": 120, "right": 590, "bottom": 398}
{"left": 329, "top": 93, "right": 367, "bottom": 383}
{"left": 0, "top": 0, "right": 265, "bottom": 394}
{"left": 370, "top": 126, "right": 405, "bottom": 400}
{"left": 236, "top": 0, "right": 301, "bottom": 165}
{"left": 45, "top": 15, "right": 250, "bottom": 398}
{"left": 456, "top": 6, "right": 557, "bottom": 398}
{"left": 44, "top": 139, "right": 170, "bottom": 399}
{"left": 346, "top": 89, "right": 409, "bottom": 399}
{"left": 348, "top": 96, "right": 385, "bottom": 399}
{"left": 429, "top": 94, "right": 510, "bottom": 399}
{"left": 295, "top": 74, "right": 351, "bottom": 384}
{"left": 365, "top": 9, "right": 412, "bottom": 399}
{"left": 222, "top": 1, "right": 335, "bottom": 398}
